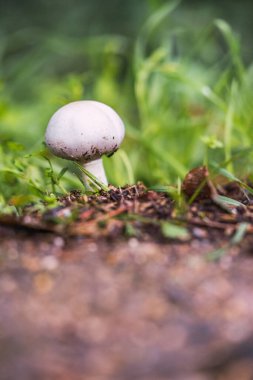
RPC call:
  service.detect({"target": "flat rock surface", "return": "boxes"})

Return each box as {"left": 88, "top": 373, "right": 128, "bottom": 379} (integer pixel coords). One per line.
{"left": 1, "top": 226, "right": 253, "bottom": 380}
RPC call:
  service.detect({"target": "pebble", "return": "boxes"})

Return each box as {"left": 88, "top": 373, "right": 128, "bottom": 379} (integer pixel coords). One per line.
{"left": 128, "top": 238, "right": 139, "bottom": 250}
{"left": 34, "top": 273, "right": 54, "bottom": 294}
{"left": 41, "top": 255, "right": 59, "bottom": 271}
{"left": 53, "top": 236, "right": 65, "bottom": 248}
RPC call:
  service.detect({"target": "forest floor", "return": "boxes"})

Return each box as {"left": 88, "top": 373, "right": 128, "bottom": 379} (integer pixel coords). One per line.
{"left": 1, "top": 169, "right": 253, "bottom": 379}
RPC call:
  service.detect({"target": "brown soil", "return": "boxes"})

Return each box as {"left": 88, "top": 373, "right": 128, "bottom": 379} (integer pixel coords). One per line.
{"left": 1, "top": 176, "right": 253, "bottom": 379}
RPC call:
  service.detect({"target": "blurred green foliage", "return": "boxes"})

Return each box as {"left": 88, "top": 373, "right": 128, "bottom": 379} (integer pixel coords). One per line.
{"left": 0, "top": 0, "right": 253, "bottom": 210}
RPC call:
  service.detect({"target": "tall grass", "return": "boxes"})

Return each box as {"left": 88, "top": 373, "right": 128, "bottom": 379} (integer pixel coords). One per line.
{"left": 0, "top": 1, "right": 253, "bottom": 209}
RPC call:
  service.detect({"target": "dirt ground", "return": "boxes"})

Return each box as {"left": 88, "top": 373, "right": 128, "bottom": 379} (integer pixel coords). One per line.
{"left": 1, "top": 226, "right": 253, "bottom": 380}
{"left": 1, "top": 176, "right": 253, "bottom": 380}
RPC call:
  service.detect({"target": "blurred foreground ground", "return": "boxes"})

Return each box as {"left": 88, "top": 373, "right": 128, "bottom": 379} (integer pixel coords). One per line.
{"left": 1, "top": 226, "right": 253, "bottom": 380}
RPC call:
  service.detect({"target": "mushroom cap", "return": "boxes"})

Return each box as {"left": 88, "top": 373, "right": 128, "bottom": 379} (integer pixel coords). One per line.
{"left": 45, "top": 100, "right": 125, "bottom": 162}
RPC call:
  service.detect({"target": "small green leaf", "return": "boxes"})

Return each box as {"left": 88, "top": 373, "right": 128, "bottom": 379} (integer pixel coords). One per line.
{"left": 206, "top": 247, "right": 227, "bottom": 261}
{"left": 212, "top": 166, "right": 253, "bottom": 196}
{"left": 161, "top": 222, "right": 189, "bottom": 240}
{"left": 214, "top": 166, "right": 241, "bottom": 182}
{"left": 148, "top": 185, "right": 170, "bottom": 192}
{"left": 214, "top": 195, "right": 245, "bottom": 207}
{"left": 124, "top": 222, "right": 137, "bottom": 237}
{"left": 201, "top": 135, "right": 224, "bottom": 149}
{"left": 231, "top": 222, "right": 249, "bottom": 244}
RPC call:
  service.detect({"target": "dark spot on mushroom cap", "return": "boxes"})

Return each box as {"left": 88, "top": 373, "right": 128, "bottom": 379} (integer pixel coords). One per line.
{"left": 80, "top": 147, "right": 104, "bottom": 162}
{"left": 107, "top": 148, "right": 118, "bottom": 158}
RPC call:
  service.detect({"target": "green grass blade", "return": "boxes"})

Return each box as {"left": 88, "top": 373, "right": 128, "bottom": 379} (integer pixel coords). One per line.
{"left": 75, "top": 163, "right": 109, "bottom": 192}
{"left": 134, "top": 0, "right": 181, "bottom": 69}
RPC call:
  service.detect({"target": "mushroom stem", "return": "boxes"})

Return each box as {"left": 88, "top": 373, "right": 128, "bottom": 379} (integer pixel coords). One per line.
{"left": 83, "top": 158, "right": 108, "bottom": 186}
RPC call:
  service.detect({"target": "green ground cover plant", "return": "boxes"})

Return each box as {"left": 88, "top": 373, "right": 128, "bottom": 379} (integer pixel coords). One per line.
{"left": 0, "top": 1, "right": 253, "bottom": 213}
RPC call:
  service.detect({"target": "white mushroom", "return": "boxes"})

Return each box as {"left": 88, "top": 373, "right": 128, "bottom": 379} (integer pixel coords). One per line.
{"left": 45, "top": 100, "right": 125, "bottom": 186}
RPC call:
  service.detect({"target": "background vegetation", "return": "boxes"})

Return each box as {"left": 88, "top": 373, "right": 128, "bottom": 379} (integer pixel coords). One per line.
{"left": 0, "top": 0, "right": 253, "bottom": 210}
